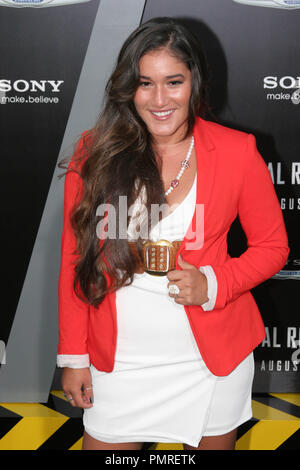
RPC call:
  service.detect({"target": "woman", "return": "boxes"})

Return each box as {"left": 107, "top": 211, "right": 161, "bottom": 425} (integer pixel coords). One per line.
{"left": 57, "top": 17, "right": 289, "bottom": 450}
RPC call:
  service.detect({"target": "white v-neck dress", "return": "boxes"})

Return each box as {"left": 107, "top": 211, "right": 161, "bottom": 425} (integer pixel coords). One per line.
{"left": 83, "top": 175, "right": 254, "bottom": 447}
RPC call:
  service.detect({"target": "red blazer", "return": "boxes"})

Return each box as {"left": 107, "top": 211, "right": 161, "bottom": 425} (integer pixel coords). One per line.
{"left": 58, "top": 117, "right": 289, "bottom": 376}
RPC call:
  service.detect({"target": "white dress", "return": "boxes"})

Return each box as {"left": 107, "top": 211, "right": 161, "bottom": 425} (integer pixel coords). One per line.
{"left": 82, "top": 175, "right": 254, "bottom": 447}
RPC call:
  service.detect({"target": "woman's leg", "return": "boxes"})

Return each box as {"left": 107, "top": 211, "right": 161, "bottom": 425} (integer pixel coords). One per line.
{"left": 183, "top": 428, "right": 237, "bottom": 451}
{"left": 82, "top": 430, "right": 144, "bottom": 450}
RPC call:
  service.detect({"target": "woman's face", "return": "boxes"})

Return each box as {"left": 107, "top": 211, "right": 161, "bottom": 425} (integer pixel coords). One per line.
{"left": 133, "top": 48, "right": 192, "bottom": 144}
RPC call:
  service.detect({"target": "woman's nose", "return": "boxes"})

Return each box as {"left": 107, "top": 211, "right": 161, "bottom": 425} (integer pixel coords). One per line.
{"left": 152, "top": 85, "right": 168, "bottom": 108}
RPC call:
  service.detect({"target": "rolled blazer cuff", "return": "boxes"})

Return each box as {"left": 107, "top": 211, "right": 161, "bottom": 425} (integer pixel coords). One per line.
{"left": 199, "top": 265, "right": 217, "bottom": 311}
{"left": 56, "top": 354, "right": 90, "bottom": 369}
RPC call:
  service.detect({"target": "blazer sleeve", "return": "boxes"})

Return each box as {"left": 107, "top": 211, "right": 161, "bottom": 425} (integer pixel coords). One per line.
{"left": 57, "top": 134, "right": 90, "bottom": 356}
{"left": 212, "top": 134, "right": 290, "bottom": 310}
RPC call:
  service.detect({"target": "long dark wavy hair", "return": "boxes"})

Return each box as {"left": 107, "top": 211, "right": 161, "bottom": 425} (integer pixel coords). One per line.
{"left": 59, "top": 17, "right": 209, "bottom": 308}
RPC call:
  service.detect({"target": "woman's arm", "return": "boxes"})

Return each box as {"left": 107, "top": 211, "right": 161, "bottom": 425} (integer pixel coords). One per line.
{"left": 57, "top": 134, "right": 90, "bottom": 363}
{"left": 57, "top": 134, "right": 95, "bottom": 408}
{"left": 211, "top": 134, "right": 289, "bottom": 310}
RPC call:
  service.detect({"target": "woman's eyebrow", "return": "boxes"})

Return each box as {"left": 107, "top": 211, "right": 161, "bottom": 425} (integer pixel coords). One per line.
{"left": 139, "top": 73, "right": 185, "bottom": 80}
{"left": 166, "top": 74, "right": 185, "bottom": 79}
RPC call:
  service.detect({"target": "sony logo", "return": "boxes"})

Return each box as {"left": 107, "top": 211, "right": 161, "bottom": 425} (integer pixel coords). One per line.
{"left": 264, "top": 76, "right": 300, "bottom": 89}
{"left": 0, "top": 79, "right": 64, "bottom": 92}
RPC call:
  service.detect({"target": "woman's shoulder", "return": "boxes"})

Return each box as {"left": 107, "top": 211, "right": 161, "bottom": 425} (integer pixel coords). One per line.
{"left": 194, "top": 117, "right": 260, "bottom": 174}
{"left": 195, "top": 117, "right": 252, "bottom": 148}
{"left": 68, "top": 128, "right": 95, "bottom": 171}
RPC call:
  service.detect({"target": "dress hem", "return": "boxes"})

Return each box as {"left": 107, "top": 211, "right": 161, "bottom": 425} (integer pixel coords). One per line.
{"left": 84, "top": 427, "right": 197, "bottom": 447}
{"left": 84, "top": 412, "right": 252, "bottom": 448}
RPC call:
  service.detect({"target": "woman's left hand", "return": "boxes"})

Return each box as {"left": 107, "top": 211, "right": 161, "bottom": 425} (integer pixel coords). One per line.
{"left": 167, "top": 254, "right": 209, "bottom": 306}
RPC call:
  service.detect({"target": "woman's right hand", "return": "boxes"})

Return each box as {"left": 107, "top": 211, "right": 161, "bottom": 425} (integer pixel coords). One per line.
{"left": 61, "top": 367, "right": 94, "bottom": 408}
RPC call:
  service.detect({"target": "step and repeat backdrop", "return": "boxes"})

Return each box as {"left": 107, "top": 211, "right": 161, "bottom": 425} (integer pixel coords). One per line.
{"left": 0, "top": 0, "right": 299, "bottom": 401}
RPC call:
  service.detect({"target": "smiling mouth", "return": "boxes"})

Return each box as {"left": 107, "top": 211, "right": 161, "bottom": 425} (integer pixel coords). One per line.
{"left": 150, "top": 109, "right": 175, "bottom": 119}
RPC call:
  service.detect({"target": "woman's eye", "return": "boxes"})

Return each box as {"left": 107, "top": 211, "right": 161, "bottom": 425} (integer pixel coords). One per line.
{"left": 139, "top": 81, "right": 151, "bottom": 87}
{"left": 169, "top": 80, "right": 183, "bottom": 86}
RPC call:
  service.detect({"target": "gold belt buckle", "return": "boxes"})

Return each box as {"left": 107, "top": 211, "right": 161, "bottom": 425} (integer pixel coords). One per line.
{"left": 143, "top": 239, "right": 174, "bottom": 276}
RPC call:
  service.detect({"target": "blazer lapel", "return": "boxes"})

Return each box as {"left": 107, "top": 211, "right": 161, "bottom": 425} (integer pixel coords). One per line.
{"left": 194, "top": 117, "right": 216, "bottom": 206}
{"left": 180, "top": 117, "right": 217, "bottom": 256}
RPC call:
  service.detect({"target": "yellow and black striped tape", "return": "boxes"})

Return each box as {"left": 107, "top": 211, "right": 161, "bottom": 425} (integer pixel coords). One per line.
{"left": 0, "top": 392, "right": 299, "bottom": 450}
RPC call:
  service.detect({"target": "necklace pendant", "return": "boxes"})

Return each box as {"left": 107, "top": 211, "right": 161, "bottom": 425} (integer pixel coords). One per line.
{"left": 170, "top": 179, "right": 179, "bottom": 188}
{"left": 181, "top": 160, "right": 190, "bottom": 169}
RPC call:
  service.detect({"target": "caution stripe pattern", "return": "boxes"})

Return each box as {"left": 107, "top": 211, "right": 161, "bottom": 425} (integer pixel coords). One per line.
{"left": 0, "top": 392, "right": 299, "bottom": 450}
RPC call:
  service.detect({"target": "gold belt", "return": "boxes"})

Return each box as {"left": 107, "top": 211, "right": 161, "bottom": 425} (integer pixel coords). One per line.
{"left": 128, "top": 239, "right": 183, "bottom": 276}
